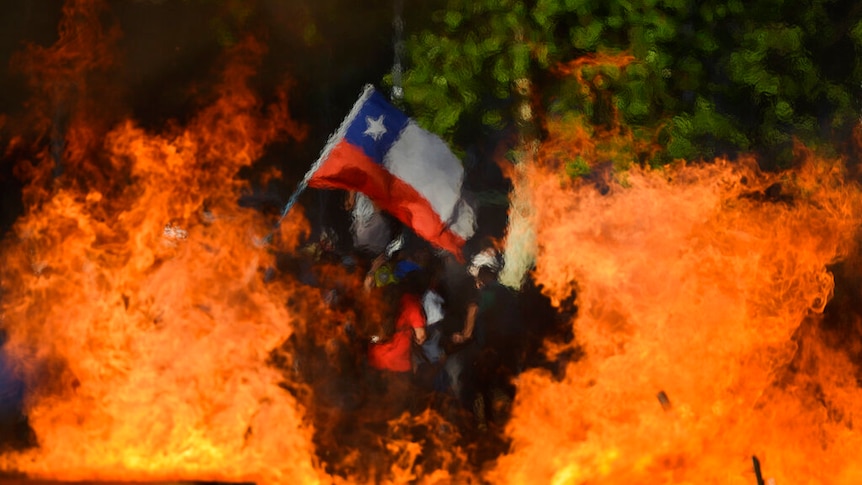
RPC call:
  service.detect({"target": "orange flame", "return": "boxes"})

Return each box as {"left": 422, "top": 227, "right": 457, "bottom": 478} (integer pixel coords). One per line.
{"left": 6, "top": 2, "right": 862, "bottom": 484}
{"left": 0, "top": 2, "right": 474, "bottom": 483}
{"left": 0, "top": 3, "right": 327, "bottom": 479}
{"left": 554, "top": 52, "right": 637, "bottom": 82}
{"left": 10, "top": 0, "right": 120, "bottom": 191}
{"left": 489, "top": 126, "right": 862, "bottom": 483}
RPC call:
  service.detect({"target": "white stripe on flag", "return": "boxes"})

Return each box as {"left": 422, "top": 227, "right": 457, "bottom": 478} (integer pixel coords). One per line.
{"left": 384, "top": 121, "right": 464, "bottom": 224}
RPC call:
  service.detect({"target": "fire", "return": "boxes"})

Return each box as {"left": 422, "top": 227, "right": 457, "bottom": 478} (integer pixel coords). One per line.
{"left": 0, "top": 2, "right": 326, "bottom": 482}
{"left": 490, "top": 129, "right": 862, "bottom": 483}
{"left": 4, "top": 1, "right": 862, "bottom": 484}
{"left": 0, "top": 2, "right": 473, "bottom": 483}
{"left": 554, "top": 52, "right": 638, "bottom": 90}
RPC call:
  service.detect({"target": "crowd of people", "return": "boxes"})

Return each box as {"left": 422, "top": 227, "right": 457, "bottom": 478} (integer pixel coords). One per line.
{"left": 358, "top": 237, "right": 527, "bottom": 431}
{"left": 284, "top": 229, "right": 536, "bottom": 435}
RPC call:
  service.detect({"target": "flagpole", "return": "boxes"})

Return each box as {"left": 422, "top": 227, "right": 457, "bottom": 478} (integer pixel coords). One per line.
{"left": 264, "top": 161, "right": 315, "bottom": 244}
{"left": 273, "top": 177, "right": 309, "bottom": 230}
{"left": 256, "top": 163, "right": 312, "bottom": 248}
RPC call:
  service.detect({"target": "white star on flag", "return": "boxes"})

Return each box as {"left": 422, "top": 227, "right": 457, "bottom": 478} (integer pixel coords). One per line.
{"left": 363, "top": 114, "right": 387, "bottom": 140}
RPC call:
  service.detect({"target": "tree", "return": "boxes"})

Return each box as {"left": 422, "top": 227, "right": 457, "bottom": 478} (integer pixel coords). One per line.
{"left": 399, "top": 0, "right": 862, "bottom": 170}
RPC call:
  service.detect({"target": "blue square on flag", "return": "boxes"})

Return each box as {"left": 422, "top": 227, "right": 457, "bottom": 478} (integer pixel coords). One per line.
{"left": 343, "top": 91, "right": 409, "bottom": 165}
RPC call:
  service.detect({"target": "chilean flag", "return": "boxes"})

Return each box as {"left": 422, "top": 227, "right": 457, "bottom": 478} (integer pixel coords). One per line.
{"left": 307, "top": 85, "right": 474, "bottom": 258}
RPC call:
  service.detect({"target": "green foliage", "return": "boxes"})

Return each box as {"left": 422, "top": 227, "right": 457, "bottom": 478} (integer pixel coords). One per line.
{"left": 189, "top": 0, "right": 255, "bottom": 47}
{"left": 401, "top": 0, "right": 862, "bottom": 170}
{"left": 565, "top": 156, "right": 592, "bottom": 178}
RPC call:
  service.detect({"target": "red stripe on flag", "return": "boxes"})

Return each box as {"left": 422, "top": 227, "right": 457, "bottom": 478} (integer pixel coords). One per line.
{"left": 308, "top": 141, "right": 465, "bottom": 258}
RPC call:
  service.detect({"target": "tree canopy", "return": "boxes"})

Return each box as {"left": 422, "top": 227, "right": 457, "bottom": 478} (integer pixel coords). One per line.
{"left": 398, "top": 0, "right": 862, "bottom": 170}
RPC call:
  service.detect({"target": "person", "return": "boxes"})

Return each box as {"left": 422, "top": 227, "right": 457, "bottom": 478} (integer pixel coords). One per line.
{"left": 412, "top": 253, "right": 448, "bottom": 396}
{"left": 364, "top": 269, "right": 427, "bottom": 419}
{"left": 450, "top": 249, "right": 524, "bottom": 430}
{"left": 363, "top": 235, "right": 416, "bottom": 290}
{"left": 416, "top": 286, "right": 445, "bottom": 368}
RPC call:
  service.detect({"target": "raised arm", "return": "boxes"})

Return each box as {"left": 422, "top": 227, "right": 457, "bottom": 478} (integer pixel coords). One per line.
{"left": 452, "top": 302, "right": 478, "bottom": 344}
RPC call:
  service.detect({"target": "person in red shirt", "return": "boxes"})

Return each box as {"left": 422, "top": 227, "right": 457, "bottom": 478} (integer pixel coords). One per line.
{"left": 367, "top": 289, "right": 426, "bottom": 371}
{"left": 364, "top": 268, "right": 427, "bottom": 419}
